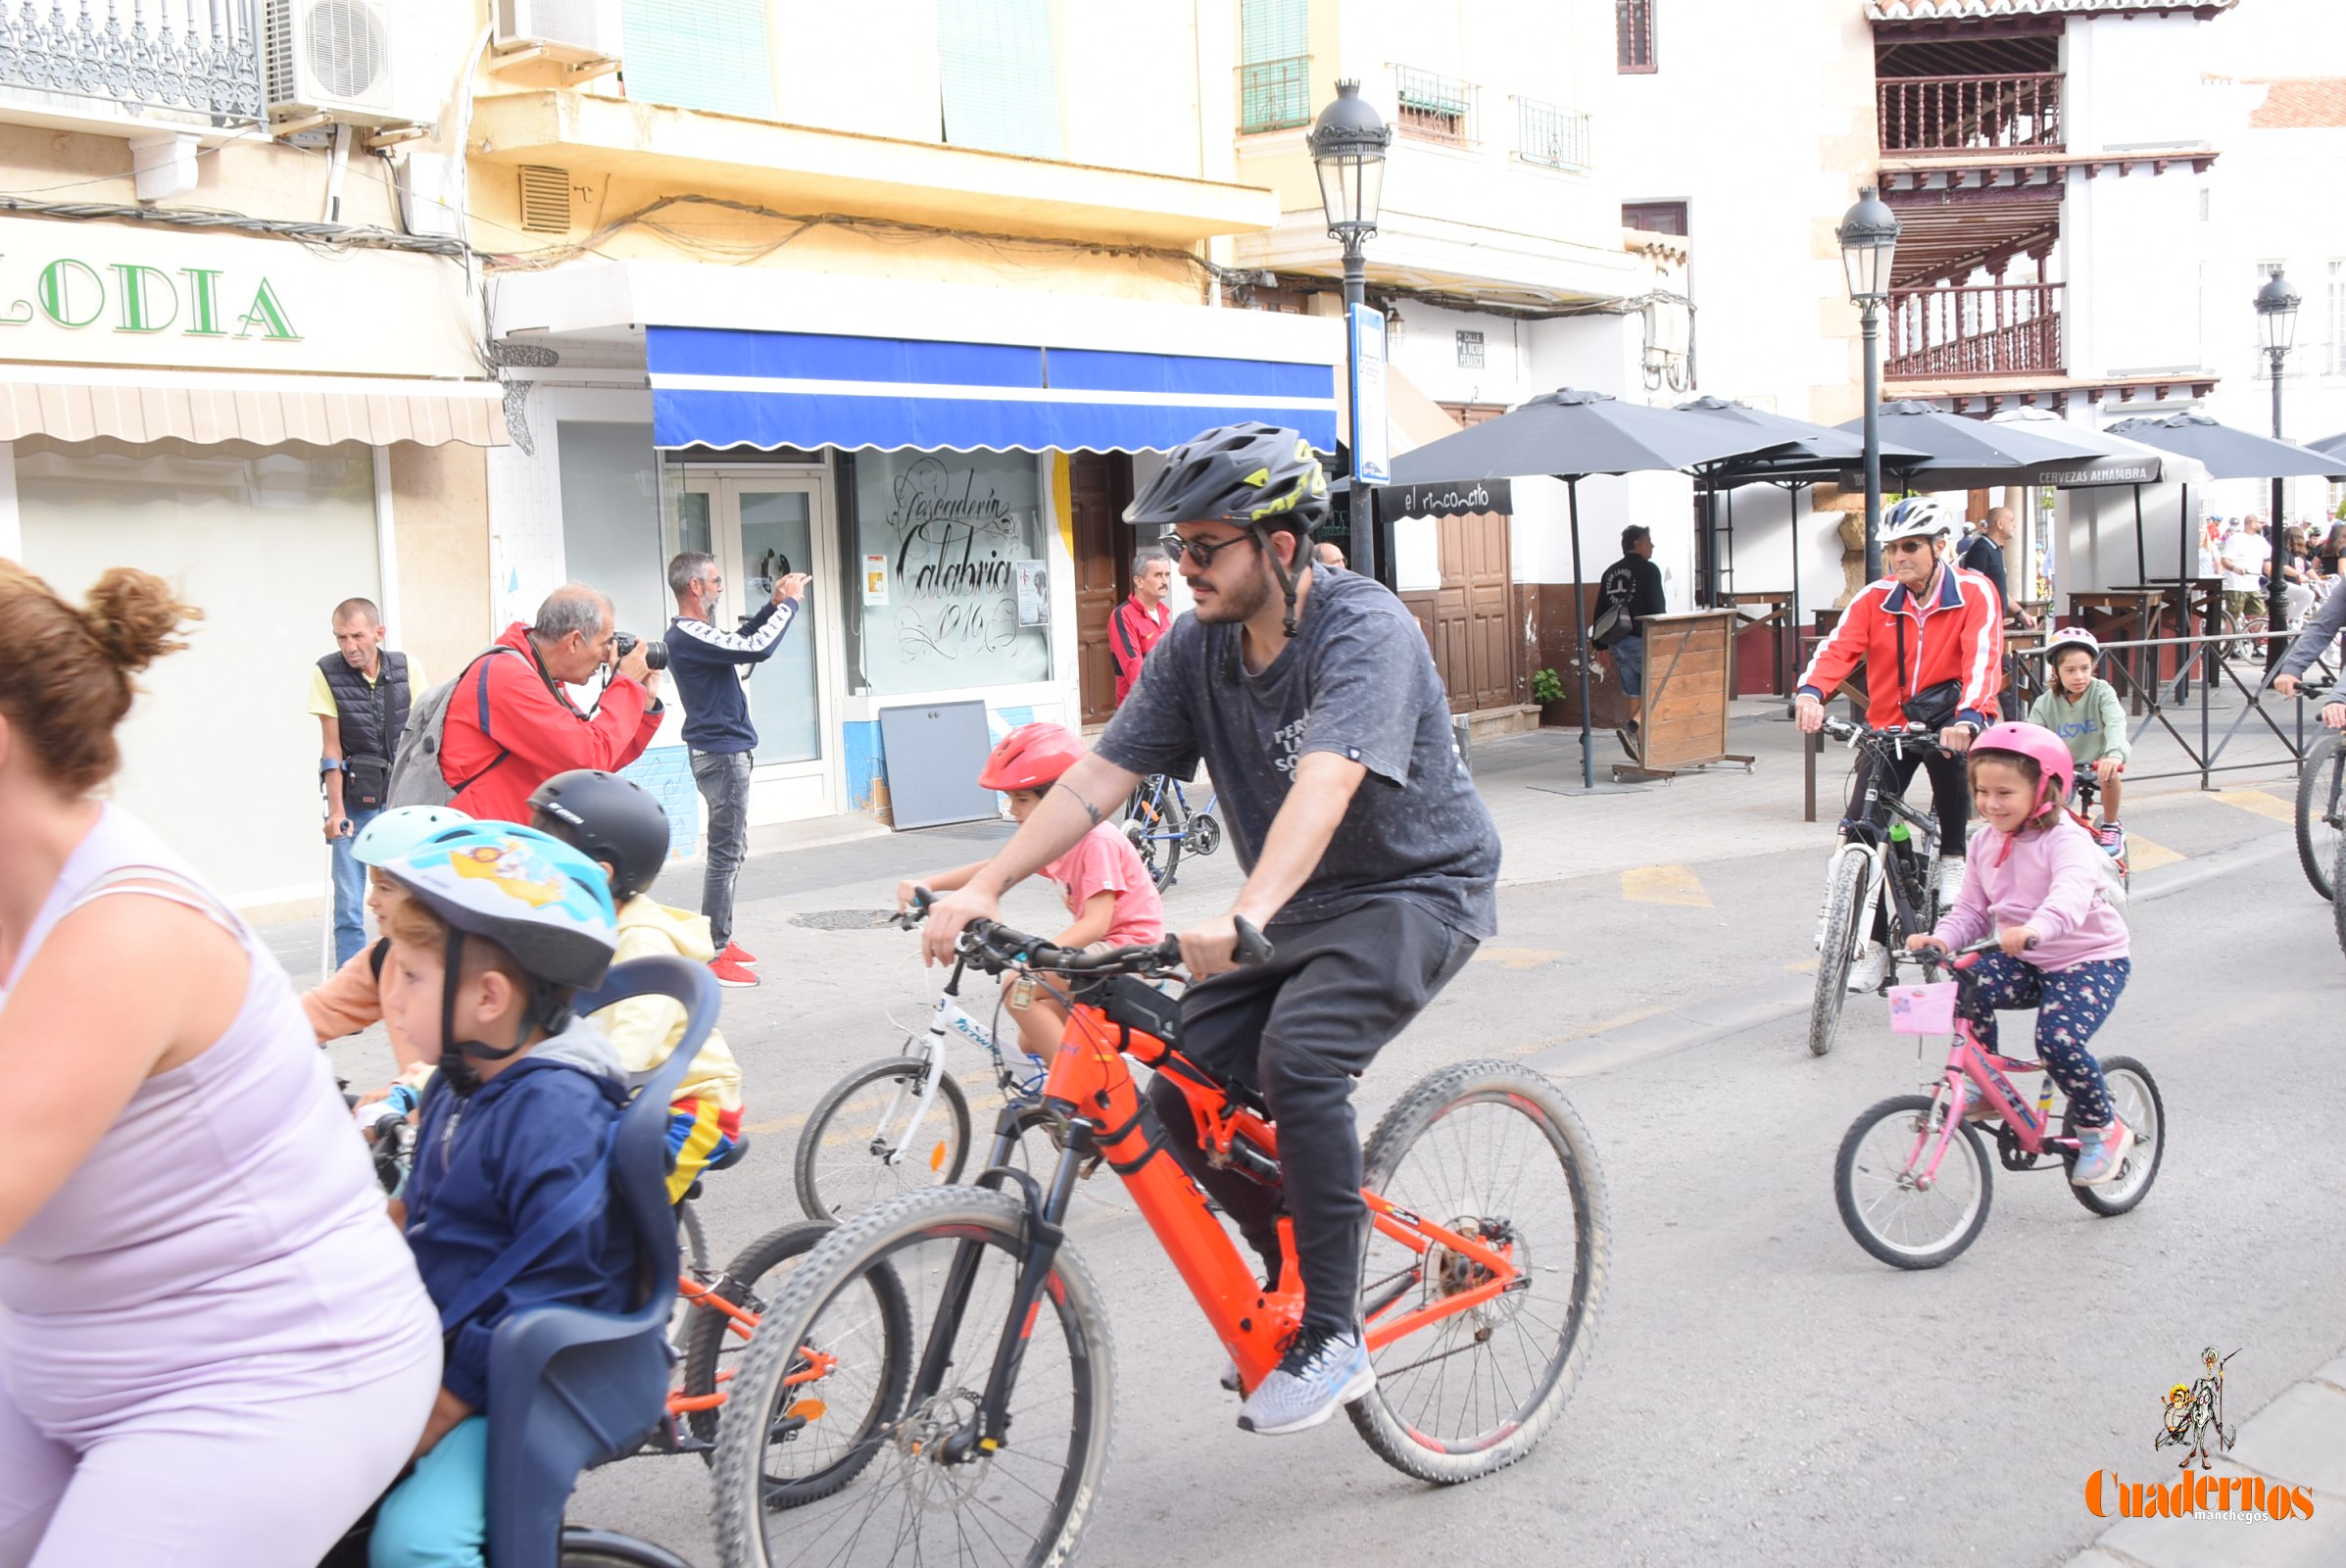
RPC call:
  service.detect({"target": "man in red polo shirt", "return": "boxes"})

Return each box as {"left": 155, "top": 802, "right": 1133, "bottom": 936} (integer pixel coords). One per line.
{"left": 439, "top": 583, "right": 665, "bottom": 824}
{"left": 1109, "top": 547, "right": 1174, "bottom": 707}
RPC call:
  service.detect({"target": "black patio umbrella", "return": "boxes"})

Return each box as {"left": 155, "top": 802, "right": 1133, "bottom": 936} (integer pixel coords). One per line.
{"left": 2108, "top": 412, "right": 2343, "bottom": 581}
{"left": 1834, "top": 400, "right": 2152, "bottom": 490}
{"left": 2298, "top": 428, "right": 2346, "bottom": 473}
{"left": 1679, "top": 398, "right": 1927, "bottom": 638}
{"left": 1386, "top": 388, "right": 1774, "bottom": 787}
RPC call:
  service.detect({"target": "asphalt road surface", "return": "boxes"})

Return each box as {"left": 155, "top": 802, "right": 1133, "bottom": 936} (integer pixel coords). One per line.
{"left": 318, "top": 762, "right": 2345, "bottom": 1568}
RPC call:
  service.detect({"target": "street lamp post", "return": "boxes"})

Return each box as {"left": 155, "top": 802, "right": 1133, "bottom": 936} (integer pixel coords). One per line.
{"left": 2256, "top": 270, "right": 2301, "bottom": 672}
{"left": 1310, "top": 79, "right": 1392, "bottom": 583}
{"left": 1838, "top": 186, "right": 1902, "bottom": 585}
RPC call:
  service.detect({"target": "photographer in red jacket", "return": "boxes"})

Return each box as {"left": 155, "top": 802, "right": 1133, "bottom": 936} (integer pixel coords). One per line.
{"left": 439, "top": 584, "right": 665, "bottom": 824}
{"left": 1794, "top": 497, "right": 2004, "bottom": 988}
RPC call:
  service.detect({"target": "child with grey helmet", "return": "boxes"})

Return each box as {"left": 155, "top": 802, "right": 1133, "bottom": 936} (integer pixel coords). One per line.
{"left": 2026, "top": 627, "right": 2130, "bottom": 856}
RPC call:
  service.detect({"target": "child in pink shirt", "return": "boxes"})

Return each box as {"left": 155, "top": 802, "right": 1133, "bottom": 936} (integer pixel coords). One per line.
{"left": 900, "top": 723, "right": 1165, "bottom": 1058}
{"left": 1905, "top": 722, "right": 2134, "bottom": 1186}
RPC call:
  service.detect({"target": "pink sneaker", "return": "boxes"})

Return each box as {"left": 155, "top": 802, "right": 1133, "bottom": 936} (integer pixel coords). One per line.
{"left": 709, "top": 955, "right": 759, "bottom": 989}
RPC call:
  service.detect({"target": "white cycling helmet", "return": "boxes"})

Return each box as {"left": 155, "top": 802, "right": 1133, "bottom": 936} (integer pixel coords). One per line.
{"left": 1876, "top": 496, "right": 1954, "bottom": 544}
{"left": 2042, "top": 626, "right": 2102, "bottom": 664}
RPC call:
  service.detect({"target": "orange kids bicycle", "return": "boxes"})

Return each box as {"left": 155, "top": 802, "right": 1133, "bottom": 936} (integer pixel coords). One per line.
{"left": 709, "top": 910, "right": 1610, "bottom": 1568}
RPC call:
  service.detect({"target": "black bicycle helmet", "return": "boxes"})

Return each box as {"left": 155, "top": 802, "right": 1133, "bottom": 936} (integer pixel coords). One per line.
{"left": 1126, "top": 422, "right": 1330, "bottom": 633}
{"left": 528, "top": 768, "right": 671, "bottom": 902}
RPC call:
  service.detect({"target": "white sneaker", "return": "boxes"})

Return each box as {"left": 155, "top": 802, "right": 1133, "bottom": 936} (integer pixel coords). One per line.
{"left": 1934, "top": 857, "right": 1968, "bottom": 909}
{"left": 1847, "top": 941, "right": 1889, "bottom": 993}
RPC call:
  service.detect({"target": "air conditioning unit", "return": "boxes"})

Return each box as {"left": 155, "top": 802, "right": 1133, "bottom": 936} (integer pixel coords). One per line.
{"left": 496, "top": 0, "right": 624, "bottom": 65}
{"left": 262, "top": 0, "right": 432, "bottom": 129}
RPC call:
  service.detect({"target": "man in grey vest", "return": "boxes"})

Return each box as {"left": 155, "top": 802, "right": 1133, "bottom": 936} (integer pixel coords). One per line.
{"left": 310, "top": 596, "right": 421, "bottom": 967}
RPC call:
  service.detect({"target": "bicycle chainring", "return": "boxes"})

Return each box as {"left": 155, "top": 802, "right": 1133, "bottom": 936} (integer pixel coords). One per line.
{"left": 1189, "top": 813, "right": 1221, "bottom": 856}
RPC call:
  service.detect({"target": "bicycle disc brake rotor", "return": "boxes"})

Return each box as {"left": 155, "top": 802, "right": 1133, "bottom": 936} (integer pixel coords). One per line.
{"left": 1424, "top": 1217, "right": 1521, "bottom": 1336}
{"left": 894, "top": 1389, "right": 995, "bottom": 1508}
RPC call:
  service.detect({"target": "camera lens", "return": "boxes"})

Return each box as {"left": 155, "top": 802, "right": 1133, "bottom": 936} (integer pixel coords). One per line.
{"left": 643, "top": 639, "right": 668, "bottom": 672}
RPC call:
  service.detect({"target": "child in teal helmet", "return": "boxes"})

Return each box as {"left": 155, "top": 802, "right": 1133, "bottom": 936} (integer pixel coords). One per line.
{"left": 303, "top": 804, "right": 471, "bottom": 1072}
{"left": 367, "top": 823, "right": 631, "bottom": 1568}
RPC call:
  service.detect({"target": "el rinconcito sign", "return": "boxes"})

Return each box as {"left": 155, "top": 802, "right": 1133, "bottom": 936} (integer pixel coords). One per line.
{"left": 0, "top": 215, "right": 480, "bottom": 380}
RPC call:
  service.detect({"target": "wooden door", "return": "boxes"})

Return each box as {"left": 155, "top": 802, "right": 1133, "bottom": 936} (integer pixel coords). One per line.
{"left": 1399, "top": 509, "right": 1518, "bottom": 714}
{"left": 1070, "top": 453, "right": 1133, "bottom": 725}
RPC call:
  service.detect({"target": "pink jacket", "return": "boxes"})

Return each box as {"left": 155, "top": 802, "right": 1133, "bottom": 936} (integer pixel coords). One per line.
{"left": 1933, "top": 814, "right": 2128, "bottom": 971}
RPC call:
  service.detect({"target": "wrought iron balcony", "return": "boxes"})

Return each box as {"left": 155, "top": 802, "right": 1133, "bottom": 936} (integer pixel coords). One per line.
{"left": 1885, "top": 281, "right": 2065, "bottom": 379}
{"left": 1514, "top": 95, "right": 1590, "bottom": 172}
{"left": 1393, "top": 65, "right": 1476, "bottom": 147}
{"left": 0, "top": 0, "right": 265, "bottom": 129}
{"left": 1878, "top": 72, "right": 2062, "bottom": 156}
{"left": 1237, "top": 53, "right": 1311, "bottom": 134}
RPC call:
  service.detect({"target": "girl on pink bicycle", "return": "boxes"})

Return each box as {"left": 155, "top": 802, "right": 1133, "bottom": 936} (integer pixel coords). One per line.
{"left": 1904, "top": 722, "right": 2135, "bottom": 1186}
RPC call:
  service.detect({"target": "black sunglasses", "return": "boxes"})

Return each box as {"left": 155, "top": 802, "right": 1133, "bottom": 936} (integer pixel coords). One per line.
{"left": 1162, "top": 533, "right": 1257, "bottom": 568}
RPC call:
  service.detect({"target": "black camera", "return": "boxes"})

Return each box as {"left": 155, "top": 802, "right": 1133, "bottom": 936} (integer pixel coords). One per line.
{"left": 612, "top": 632, "right": 669, "bottom": 672}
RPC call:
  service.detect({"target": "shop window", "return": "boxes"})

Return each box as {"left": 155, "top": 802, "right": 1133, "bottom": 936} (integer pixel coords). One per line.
{"left": 14, "top": 436, "right": 377, "bottom": 902}
{"left": 842, "top": 449, "right": 1051, "bottom": 696}
{"left": 1616, "top": 0, "right": 1656, "bottom": 74}
{"left": 938, "top": 0, "right": 1062, "bottom": 158}
{"left": 557, "top": 422, "right": 669, "bottom": 653}
{"left": 620, "top": 0, "right": 776, "bottom": 119}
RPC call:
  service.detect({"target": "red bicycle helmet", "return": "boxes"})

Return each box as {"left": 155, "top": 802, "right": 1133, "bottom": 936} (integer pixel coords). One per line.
{"left": 980, "top": 722, "right": 1086, "bottom": 791}
{"left": 1970, "top": 721, "right": 2075, "bottom": 809}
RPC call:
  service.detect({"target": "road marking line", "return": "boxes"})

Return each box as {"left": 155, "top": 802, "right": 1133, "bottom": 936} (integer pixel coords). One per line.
{"left": 1473, "top": 946, "right": 1565, "bottom": 969}
{"left": 1511, "top": 1004, "right": 1672, "bottom": 1055}
{"left": 1620, "top": 864, "right": 1712, "bottom": 907}
{"left": 1784, "top": 957, "right": 1820, "bottom": 973}
{"left": 740, "top": 1110, "right": 811, "bottom": 1138}
{"left": 2209, "top": 788, "right": 2295, "bottom": 825}
{"left": 2124, "top": 832, "right": 2185, "bottom": 873}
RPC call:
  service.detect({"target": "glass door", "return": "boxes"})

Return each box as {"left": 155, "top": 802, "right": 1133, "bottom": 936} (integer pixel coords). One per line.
{"left": 670, "top": 470, "right": 835, "bottom": 794}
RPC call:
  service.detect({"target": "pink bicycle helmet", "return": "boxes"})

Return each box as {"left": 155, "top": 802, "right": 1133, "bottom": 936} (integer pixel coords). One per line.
{"left": 1970, "top": 721, "right": 2076, "bottom": 808}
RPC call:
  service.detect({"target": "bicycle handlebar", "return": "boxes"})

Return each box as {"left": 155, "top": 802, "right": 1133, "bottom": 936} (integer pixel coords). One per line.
{"left": 1819, "top": 716, "right": 1955, "bottom": 750}
{"left": 895, "top": 888, "right": 1276, "bottom": 975}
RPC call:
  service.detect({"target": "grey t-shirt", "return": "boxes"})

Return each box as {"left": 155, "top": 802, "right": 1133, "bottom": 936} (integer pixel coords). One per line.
{"left": 1095, "top": 566, "right": 1500, "bottom": 939}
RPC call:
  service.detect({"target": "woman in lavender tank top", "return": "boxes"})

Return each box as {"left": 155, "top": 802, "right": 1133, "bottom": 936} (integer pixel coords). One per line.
{"left": 0, "top": 566, "right": 439, "bottom": 1567}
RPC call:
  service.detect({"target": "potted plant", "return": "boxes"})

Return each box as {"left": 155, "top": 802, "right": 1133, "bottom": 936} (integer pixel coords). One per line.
{"left": 1533, "top": 666, "right": 1569, "bottom": 727}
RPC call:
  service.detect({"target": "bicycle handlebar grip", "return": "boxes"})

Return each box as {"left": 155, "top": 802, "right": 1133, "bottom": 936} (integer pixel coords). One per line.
{"left": 1232, "top": 916, "right": 1275, "bottom": 966}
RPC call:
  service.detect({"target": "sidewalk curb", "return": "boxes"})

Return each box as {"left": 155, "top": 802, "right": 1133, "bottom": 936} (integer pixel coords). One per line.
{"left": 2056, "top": 1346, "right": 2346, "bottom": 1568}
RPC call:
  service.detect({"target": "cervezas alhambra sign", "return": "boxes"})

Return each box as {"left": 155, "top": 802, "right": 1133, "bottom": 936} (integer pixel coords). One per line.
{"left": 0, "top": 215, "right": 482, "bottom": 381}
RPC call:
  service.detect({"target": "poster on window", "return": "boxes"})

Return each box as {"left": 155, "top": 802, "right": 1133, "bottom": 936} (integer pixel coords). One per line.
{"left": 1014, "top": 560, "right": 1049, "bottom": 626}
{"left": 852, "top": 451, "right": 1051, "bottom": 694}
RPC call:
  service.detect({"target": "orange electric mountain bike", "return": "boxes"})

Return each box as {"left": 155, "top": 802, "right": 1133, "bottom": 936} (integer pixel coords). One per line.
{"left": 709, "top": 909, "right": 1610, "bottom": 1568}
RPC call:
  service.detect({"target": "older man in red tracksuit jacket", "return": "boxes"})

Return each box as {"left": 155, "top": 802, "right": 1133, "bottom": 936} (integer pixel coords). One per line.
{"left": 1795, "top": 499, "right": 2004, "bottom": 949}
{"left": 439, "top": 584, "right": 665, "bottom": 825}
{"left": 1109, "top": 549, "right": 1174, "bottom": 708}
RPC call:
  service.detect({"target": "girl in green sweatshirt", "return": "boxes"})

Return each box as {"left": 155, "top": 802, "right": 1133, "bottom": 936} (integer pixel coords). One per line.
{"left": 2028, "top": 628, "right": 2130, "bottom": 855}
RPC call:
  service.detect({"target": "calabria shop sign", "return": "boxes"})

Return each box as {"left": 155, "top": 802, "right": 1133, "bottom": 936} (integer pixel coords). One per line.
{"left": 0, "top": 257, "right": 298, "bottom": 341}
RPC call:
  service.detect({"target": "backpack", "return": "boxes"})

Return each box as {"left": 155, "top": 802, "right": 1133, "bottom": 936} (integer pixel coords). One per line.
{"left": 1590, "top": 563, "right": 1637, "bottom": 650}
{"left": 385, "top": 646, "right": 525, "bottom": 808}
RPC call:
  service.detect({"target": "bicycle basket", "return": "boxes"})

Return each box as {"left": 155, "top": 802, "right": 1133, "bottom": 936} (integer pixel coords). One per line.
{"left": 1887, "top": 981, "right": 1959, "bottom": 1036}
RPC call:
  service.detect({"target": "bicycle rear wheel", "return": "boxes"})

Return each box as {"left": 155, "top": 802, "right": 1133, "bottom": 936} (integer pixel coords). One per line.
{"left": 794, "top": 1056, "right": 972, "bottom": 1223}
{"left": 1808, "top": 851, "right": 1867, "bottom": 1057}
{"left": 2296, "top": 731, "right": 2344, "bottom": 901}
{"left": 2066, "top": 1055, "right": 2164, "bottom": 1217}
{"left": 1349, "top": 1060, "right": 1608, "bottom": 1484}
{"left": 1834, "top": 1093, "right": 1992, "bottom": 1269}
{"left": 1123, "top": 787, "right": 1184, "bottom": 891}
{"left": 681, "top": 1221, "right": 834, "bottom": 1446}
{"left": 712, "top": 1186, "right": 1113, "bottom": 1568}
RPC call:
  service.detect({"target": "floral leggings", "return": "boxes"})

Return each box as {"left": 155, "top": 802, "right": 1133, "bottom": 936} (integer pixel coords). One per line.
{"left": 1954, "top": 954, "right": 2128, "bottom": 1128}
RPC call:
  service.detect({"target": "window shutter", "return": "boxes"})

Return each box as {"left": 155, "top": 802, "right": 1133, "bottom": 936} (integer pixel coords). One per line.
{"left": 937, "top": 0, "right": 1062, "bottom": 159}
{"left": 1616, "top": 0, "right": 1655, "bottom": 73}
{"left": 620, "top": 0, "right": 775, "bottom": 118}
{"left": 1241, "top": 0, "right": 1306, "bottom": 65}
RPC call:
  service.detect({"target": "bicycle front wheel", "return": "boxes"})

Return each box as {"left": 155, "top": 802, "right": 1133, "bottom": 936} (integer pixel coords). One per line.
{"left": 794, "top": 1057, "right": 972, "bottom": 1223}
{"left": 1350, "top": 1060, "right": 1608, "bottom": 1484}
{"left": 712, "top": 1186, "right": 1113, "bottom": 1568}
{"left": 1808, "top": 851, "right": 1868, "bottom": 1057}
{"left": 2297, "top": 731, "right": 2344, "bottom": 901}
{"left": 1834, "top": 1093, "right": 1992, "bottom": 1269}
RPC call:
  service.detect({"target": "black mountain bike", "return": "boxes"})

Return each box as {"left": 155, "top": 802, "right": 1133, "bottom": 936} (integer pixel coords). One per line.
{"left": 1809, "top": 719, "right": 1954, "bottom": 1056}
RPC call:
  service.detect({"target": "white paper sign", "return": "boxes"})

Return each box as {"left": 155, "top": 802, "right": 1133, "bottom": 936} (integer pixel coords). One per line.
{"left": 861, "top": 553, "right": 890, "bottom": 606}
{"left": 1014, "top": 560, "right": 1049, "bottom": 627}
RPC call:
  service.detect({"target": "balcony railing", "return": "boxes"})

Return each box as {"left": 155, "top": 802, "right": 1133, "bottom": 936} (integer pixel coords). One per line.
{"left": 1393, "top": 65, "right": 1476, "bottom": 146}
{"left": 0, "top": 0, "right": 265, "bottom": 127}
{"left": 1514, "top": 95, "right": 1590, "bottom": 172}
{"left": 1885, "top": 282, "right": 2065, "bottom": 379}
{"left": 1238, "top": 54, "right": 1311, "bottom": 134}
{"left": 1878, "top": 72, "right": 2062, "bottom": 155}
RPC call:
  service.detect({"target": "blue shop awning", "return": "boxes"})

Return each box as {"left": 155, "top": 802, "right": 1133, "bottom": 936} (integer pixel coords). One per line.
{"left": 648, "top": 325, "right": 1338, "bottom": 455}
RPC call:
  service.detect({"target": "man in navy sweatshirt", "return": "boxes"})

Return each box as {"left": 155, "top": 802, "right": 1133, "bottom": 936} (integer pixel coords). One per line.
{"left": 665, "top": 552, "right": 809, "bottom": 988}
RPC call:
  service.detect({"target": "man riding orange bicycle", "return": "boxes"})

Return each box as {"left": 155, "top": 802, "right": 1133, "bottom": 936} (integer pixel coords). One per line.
{"left": 921, "top": 421, "right": 1500, "bottom": 1437}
